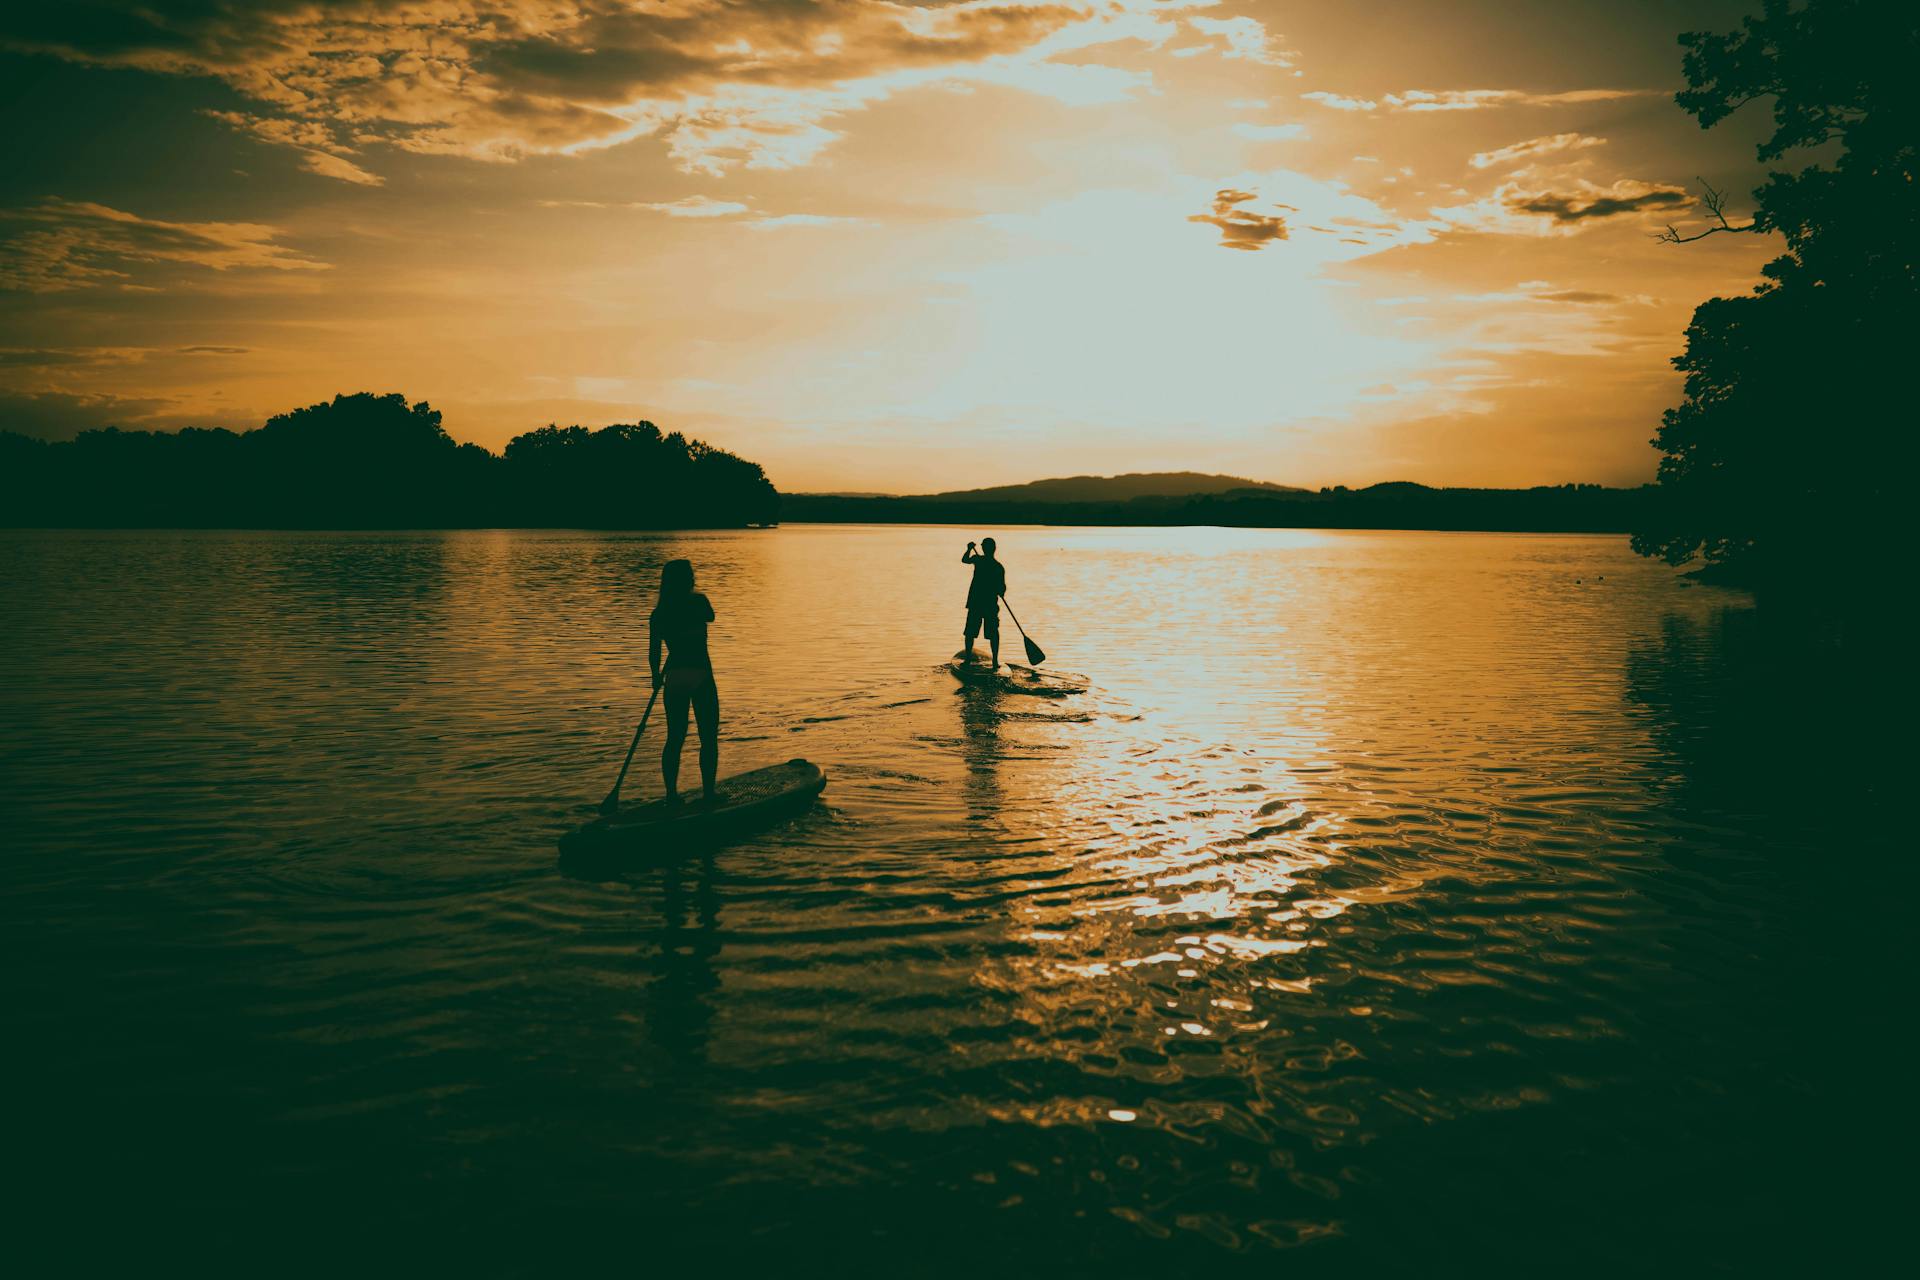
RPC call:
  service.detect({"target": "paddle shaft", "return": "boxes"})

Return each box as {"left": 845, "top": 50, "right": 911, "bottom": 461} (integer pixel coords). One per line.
{"left": 999, "top": 593, "right": 1046, "bottom": 665}
{"left": 601, "top": 684, "right": 662, "bottom": 812}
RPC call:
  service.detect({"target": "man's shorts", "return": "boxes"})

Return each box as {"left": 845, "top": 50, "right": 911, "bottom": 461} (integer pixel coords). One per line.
{"left": 965, "top": 602, "right": 1000, "bottom": 641}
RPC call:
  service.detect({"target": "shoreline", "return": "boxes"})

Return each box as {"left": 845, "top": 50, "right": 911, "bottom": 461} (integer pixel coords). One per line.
{"left": 1, "top": 521, "right": 1642, "bottom": 536}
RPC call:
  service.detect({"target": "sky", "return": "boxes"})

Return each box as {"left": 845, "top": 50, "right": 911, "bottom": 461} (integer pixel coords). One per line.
{"left": 0, "top": 1, "right": 1786, "bottom": 493}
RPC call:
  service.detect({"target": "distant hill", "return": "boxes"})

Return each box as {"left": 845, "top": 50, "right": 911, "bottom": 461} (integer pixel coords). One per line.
{"left": 908, "top": 471, "right": 1304, "bottom": 503}
{"left": 779, "top": 479, "right": 1656, "bottom": 534}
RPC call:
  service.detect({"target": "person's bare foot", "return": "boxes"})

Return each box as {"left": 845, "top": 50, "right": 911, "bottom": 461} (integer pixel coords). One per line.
{"left": 663, "top": 791, "right": 683, "bottom": 806}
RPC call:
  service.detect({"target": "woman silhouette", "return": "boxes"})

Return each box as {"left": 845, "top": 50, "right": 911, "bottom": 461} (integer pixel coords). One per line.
{"left": 650, "top": 559, "right": 720, "bottom": 802}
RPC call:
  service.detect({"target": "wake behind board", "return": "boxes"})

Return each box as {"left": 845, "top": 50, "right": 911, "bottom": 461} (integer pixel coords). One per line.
{"left": 949, "top": 656, "right": 1088, "bottom": 698}
{"left": 560, "top": 758, "right": 826, "bottom": 860}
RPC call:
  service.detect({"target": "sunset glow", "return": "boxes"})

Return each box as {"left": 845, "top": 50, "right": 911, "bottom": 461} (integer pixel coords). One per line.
{"left": 2, "top": 1, "right": 1781, "bottom": 492}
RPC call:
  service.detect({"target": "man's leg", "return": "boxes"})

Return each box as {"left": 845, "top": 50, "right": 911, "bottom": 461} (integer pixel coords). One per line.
{"left": 962, "top": 609, "right": 981, "bottom": 657}
{"left": 988, "top": 614, "right": 1001, "bottom": 667}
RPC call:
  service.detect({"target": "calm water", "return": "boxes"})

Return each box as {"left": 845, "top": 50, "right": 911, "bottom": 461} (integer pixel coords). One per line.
{"left": 0, "top": 527, "right": 1890, "bottom": 1272}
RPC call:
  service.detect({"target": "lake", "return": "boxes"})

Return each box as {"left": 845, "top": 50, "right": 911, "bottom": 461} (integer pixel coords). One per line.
{"left": 0, "top": 526, "right": 1886, "bottom": 1272}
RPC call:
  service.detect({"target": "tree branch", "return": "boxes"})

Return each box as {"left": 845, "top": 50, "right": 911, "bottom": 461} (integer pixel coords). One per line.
{"left": 1654, "top": 179, "right": 1759, "bottom": 244}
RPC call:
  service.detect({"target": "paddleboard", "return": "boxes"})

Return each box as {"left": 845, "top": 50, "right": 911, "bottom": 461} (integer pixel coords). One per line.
{"left": 560, "top": 758, "right": 826, "bottom": 859}
{"left": 949, "top": 657, "right": 1088, "bottom": 698}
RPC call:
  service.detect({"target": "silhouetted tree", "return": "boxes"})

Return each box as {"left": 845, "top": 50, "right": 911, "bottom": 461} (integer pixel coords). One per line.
{"left": 1636, "top": 0, "right": 1916, "bottom": 588}
{"left": 501, "top": 420, "right": 778, "bottom": 527}
{"left": 243, "top": 392, "right": 489, "bottom": 527}
{"left": 1, "top": 394, "right": 780, "bottom": 529}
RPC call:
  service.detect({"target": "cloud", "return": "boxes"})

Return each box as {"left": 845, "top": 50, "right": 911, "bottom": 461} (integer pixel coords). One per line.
{"left": 0, "top": 199, "right": 328, "bottom": 292}
{"left": 0, "top": 346, "right": 150, "bottom": 369}
{"left": 205, "top": 109, "right": 385, "bottom": 184}
{"left": 1187, "top": 189, "right": 1289, "bottom": 252}
{"left": 0, "top": 389, "right": 173, "bottom": 440}
{"left": 1535, "top": 289, "right": 1626, "bottom": 304}
{"left": 1469, "top": 132, "right": 1606, "bottom": 169}
{"left": 1383, "top": 88, "right": 1650, "bottom": 112}
{"left": 1180, "top": 172, "right": 1435, "bottom": 263}
{"left": 5, "top": 0, "right": 1263, "bottom": 176}
{"left": 1434, "top": 180, "right": 1694, "bottom": 236}
{"left": 1186, "top": 15, "right": 1293, "bottom": 67}
{"left": 178, "top": 344, "right": 251, "bottom": 354}
{"left": 1302, "top": 92, "right": 1377, "bottom": 112}
{"left": 541, "top": 192, "right": 856, "bottom": 228}
{"left": 1509, "top": 182, "right": 1692, "bottom": 222}
{"left": 640, "top": 195, "right": 753, "bottom": 218}
{"left": 1231, "top": 122, "right": 1308, "bottom": 142}
{"left": 1449, "top": 281, "right": 1657, "bottom": 307}
{"left": 299, "top": 151, "right": 386, "bottom": 185}
{"left": 747, "top": 214, "right": 873, "bottom": 230}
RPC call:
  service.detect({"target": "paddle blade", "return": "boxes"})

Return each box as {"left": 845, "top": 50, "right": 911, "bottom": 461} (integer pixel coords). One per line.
{"left": 1023, "top": 636, "right": 1046, "bottom": 665}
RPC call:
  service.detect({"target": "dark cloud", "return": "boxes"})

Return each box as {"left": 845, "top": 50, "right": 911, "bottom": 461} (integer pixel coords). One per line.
{"left": 1, "top": 0, "right": 1125, "bottom": 174}
{"left": 1535, "top": 289, "right": 1621, "bottom": 304}
{"left": 0, "top": 198, "right": 325, "bottom": 291}
{"left": 1188, "top": 188, "right": 1289, "bottom": 251}
{"left": 481, "top": 25, "right": 714, "bottom": 104}
{"left": 0, "top": 346, "right": 142, "bottom": 368}
{"left": 178, "top": 344, "right": 249, "bottom": 354}
{"left": 1508, "top": 185, "right": 1691, "bottom": 222}
{"left": 0, "top": 389, "right": 171, "bottom": 439}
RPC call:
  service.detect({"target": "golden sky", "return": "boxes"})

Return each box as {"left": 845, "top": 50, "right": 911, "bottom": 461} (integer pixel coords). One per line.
{"left": 0, "top": 1, "right": 1782, "bottom": 492}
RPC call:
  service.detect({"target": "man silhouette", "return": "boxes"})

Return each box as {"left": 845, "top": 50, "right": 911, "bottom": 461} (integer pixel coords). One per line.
{"left": 959, "top": 537, "right": 1006, "bottom": 667}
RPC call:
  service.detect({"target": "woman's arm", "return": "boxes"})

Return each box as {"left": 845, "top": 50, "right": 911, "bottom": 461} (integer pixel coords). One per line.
{"left": 649, "top": 622, "right": 664, "bottom": 688}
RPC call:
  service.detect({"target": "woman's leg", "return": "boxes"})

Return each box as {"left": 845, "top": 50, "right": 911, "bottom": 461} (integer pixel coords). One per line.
{"left": 661, "top": 679, "right": 692, "bottom": 797}
{"left": 692, "top": 677, "right": 720, "bottom": 798}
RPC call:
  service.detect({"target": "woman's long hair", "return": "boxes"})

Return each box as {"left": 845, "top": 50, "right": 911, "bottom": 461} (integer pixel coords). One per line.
{"left": 659, "top": 558, "right": 695, "bottom": 603}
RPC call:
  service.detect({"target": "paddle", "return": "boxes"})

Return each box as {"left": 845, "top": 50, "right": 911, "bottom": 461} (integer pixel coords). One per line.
{"left": 999, "top": 594, "right": 1046, "bottom": 665}
{"left": 599, "top": 685, "right": 662, "bottom": 814}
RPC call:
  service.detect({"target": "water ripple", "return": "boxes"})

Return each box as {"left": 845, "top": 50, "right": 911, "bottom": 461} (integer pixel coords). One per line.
{"left": 0, "top": 526, "right": 1866, "bottom": 1271}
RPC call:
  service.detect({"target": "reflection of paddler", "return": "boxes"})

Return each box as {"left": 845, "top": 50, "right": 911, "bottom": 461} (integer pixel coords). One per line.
{"left": 649, "top": 559, "right": 719, "bottom": 803}
{"left": 955, "top": 648, "right": 1006, "bottom": 826}
{"left": 958, "top": 537, "right": 1007, "bottom": 668}
{"left": 950, "top": 661, "right": 1087, "bottom": 698}
{"left": 647, "top": 852, "right": 722, "bottom": 1073}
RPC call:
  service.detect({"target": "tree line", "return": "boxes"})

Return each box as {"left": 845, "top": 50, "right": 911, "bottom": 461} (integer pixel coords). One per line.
{"left": 784, "top": 483, "right": 1658, "bottom": 533}
{"left": 0, "top": 392, "right": 780, "bottom": 528}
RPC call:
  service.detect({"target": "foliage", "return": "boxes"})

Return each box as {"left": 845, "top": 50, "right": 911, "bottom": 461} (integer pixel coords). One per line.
{"left": 1, "top": 393, "right": 779, "bottom": 528}
{"left": 503, "top": 421, "right": 779, "bottom": 528}
{"left": 1634, "top": 0, "right": 1916, "bottom": 584}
